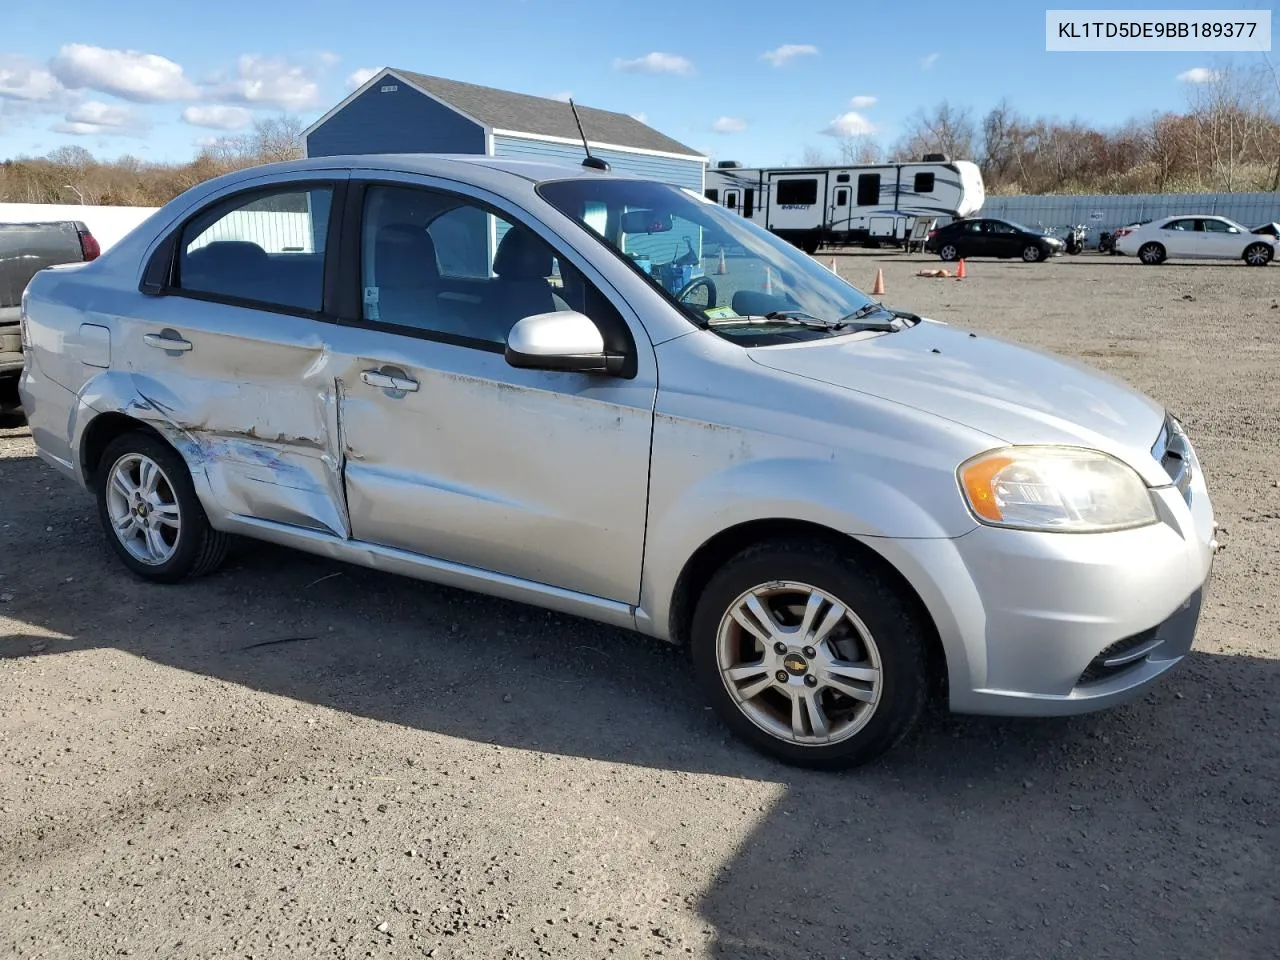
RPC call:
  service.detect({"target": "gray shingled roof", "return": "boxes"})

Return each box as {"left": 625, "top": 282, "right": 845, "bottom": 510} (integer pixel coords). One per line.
{"left": 391, "top": 69, "right": 701, "bottom": 158}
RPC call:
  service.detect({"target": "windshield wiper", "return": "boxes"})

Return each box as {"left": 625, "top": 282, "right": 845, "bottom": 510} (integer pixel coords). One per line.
{"left": 832, "top": 301, "right": 902, "bottom": 332}
{"left": 703, "top": 311, "right": 834, "bottom": 330}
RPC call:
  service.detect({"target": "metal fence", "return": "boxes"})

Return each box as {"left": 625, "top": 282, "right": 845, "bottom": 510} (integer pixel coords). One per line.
{"left": 973, "top": 191, "right": 1280, "bottom": 241}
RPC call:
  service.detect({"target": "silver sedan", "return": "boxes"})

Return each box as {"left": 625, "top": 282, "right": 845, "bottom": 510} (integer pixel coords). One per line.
{"left": 19, "top": 154, "right": 1218, "bottom": 768}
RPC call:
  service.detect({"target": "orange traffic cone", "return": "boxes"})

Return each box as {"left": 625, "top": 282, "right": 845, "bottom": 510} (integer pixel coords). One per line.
{"left": 764, "top": 266, "right": 774, "bottom": 294}
{"left": 955, "top": 259, "right": 966, "bottom": 280}
{"left": 716, "top": 246, "right": 728, "bottom": 275}
{"left": 871, "top": 267, "right": 885, "bottom": 296}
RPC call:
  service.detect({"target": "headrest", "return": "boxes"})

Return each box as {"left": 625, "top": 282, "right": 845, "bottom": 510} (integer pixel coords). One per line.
{"left": 185, "top": 240, "right": 269, "bottom": 274}
{"left": 374, "top": 224, "right": 439, "bottom": 287}
{"left": 493, "top": 226, "right": 554, "bottom": 280}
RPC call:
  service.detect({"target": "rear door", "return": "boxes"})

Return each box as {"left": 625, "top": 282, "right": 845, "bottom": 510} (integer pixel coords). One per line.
{"left": 329, "top": 176, "right": 657, "bottom": 604}
{"left": 128, "top": 175, "right": 353, "bottom": 536}
{"left": 1159, "top": 218, "right": 1195, "bottom": 257}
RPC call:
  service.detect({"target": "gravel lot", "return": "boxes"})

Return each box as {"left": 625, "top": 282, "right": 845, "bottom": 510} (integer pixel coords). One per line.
{"left": 2, "top": 251, "right": 1277, "bottom": 960}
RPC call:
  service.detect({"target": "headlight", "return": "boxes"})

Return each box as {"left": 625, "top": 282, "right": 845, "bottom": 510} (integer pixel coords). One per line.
{"left": 958, "top": 446, "right": 1157, "bottom": 532}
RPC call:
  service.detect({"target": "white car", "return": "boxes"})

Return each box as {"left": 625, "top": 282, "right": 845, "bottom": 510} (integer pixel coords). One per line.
{"left": 1115, "top": 215, "right": 1275, "bottom": 266}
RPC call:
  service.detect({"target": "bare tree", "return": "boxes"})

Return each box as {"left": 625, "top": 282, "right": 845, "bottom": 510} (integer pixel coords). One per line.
{"left": 893, "top": 101, "right": 976, "bottom": 161}
{"left": 837, "top": 135, "right": 882, "bottom": 165}
{"left": 800, "top": 144, "right": 832, "bottom": 166}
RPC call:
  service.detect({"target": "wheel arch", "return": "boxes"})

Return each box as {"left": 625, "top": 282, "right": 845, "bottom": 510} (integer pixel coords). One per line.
{"left": 80, "top": 411, "right": 169, "bottom": 485}
{"left": 666, "top": 518, "right": 948, "bottom": 696}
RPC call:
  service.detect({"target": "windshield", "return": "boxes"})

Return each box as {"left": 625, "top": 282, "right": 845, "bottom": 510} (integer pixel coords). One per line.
{"left": 537, "top": 177, "right": 880, "bottom": 342}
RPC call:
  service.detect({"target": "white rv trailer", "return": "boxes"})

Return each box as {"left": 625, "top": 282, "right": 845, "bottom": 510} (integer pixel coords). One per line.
{"left": 705, "top": 156, "right": 986, "bottom": 253}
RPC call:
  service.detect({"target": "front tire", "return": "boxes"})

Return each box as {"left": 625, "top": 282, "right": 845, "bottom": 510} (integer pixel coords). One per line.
{"left": 1244, "top": 242, "right": 1273, "bottom": 266}
{"left": 1021, "top": 244, "right": 1042, "bottom": 262}
{"left": 94, "top": 431, "right": 229, "bottom": 583}
{"left": 691, "top": 539, "right": 930, "bottom": 770}
{"left": 1138, "top": 242, "right": 1166, "bottom": 265}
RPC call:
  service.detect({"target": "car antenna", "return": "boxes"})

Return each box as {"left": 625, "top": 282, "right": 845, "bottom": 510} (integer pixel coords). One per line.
{"left": 569, "top": 98, "right": 610, "bottom": 172}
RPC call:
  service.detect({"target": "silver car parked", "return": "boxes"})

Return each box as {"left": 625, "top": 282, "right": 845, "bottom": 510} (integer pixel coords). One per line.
{"left": 19, "top": 154, "right": 1218, "bottom": 768}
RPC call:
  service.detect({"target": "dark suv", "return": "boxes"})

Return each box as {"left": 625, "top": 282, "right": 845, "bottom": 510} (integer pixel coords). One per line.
{"left": 925, "top": 218, "right": 1064, "bottom": 263}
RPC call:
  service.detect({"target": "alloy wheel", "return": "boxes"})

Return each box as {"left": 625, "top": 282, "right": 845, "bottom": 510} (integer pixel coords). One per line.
{"left": 715, "top": 581, "right": 883, "bottom": 745}
{"left": 104, "top": 453, "right": 181, "bottom": 565}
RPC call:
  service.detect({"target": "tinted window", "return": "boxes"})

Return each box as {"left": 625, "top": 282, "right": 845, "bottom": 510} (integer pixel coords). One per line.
{"left": 913, "top": 172, "right": 935, "bottom": 193}
{"left": 360, "top": 183, "right": 613, "bottom": 347}
{"left": 990, "top": 221, "right": 1017, "bottom": 234}
{"left": 856, "top": 174, "right": 880, "bottom": 207}
{"left": 725, "top": 191, "right": 738, "bottom": 208}
{"left": 743, "top": 188, "right": 755, "bottom": 218}
{"left": 836, "top": 174, "right": 850, "bottom": 183}
{"left": 775, "top": 179, "right": 818, "bottom": 205}
{"left": 705, "top": 188, "right": 720, "bottom": 203}
{"left": 177, "top": 186, "right": 332, "bottom": 311}
{"left": 835, "top": 188, "right": 849, "bottom": 207}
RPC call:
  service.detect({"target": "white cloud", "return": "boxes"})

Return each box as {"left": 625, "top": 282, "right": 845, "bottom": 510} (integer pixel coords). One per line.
{"left": 849, "top": 94, "right": 877, "bottom": 109}
{"left": 53, "top": 99, "right": 147, "bottom": 136}
{"left": 612, "top": 52, "right": 693, "bottom": 76}
{"left": 0, "top": 57, "right": 63, "bottom": 101}
{"left": 51, "top": 43, "right": 198, "bottom": 102}
{"left": 549, "top": 90, "right": 573, "bottom": 102}
{"left": 1177, "top": 67, "right": 1220, "bottom": 83}
{"left": 182, "top": 104, "right": 253, "bottom": 130}
{"left": 346, "top": 66, "right": 382, "bottom": 90}
{"left": 821, "top": 111, "right": 877, "bottom": 137}
{"left": 712, "top": 116, "right": 747, "bottom": 134}
{"left": 919, "top": 52, "right": 940, "bottom": 70}
{"left": 317, "top": 50, "right": 341, "bottom": 67}
{"left": 761, "top": 44, "right": 819, "bottom": 67}
{"left": 208, "top": 54, "right": 321, "bottom": 110}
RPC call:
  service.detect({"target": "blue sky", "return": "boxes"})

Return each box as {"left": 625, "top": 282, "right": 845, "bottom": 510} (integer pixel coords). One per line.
{"left": 0, "top": 0, "right": 1274, "bottom": 166}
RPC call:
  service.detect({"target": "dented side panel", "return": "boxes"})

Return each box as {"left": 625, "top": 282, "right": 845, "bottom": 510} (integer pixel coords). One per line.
{"left": 90, "top": 294, "right": 351, "bottom": 539}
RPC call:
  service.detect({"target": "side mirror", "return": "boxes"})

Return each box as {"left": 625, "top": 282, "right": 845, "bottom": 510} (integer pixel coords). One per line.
{"left": 505, "top": 310, "right": 625, "bottom": 376}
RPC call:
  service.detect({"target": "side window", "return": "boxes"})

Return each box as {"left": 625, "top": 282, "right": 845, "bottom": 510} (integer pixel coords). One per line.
{"left": 834, "top": 188, "right": 849, "bottom": 207}
{"left": 724, "top": 191, "right": 739, "bottom": 209}
{"left": 1201, "top": 219, "right": 1231, "bottom": 233}
{"left": 775, "top": 179, "right": 818, "bottom": 205}
{"left": 836, "top": 173, "right": 850, "bottom": 183}
{"left": 177, "top": 185, "right": 332, "bottom": 311}
{"left": 1164, "top": 219, "right": 1190, "bottom": 231}
{"left": 913, "top": 172, "right": 935, "bottom": 193}
{"left": 704, "top": 188, "right": 720, "bottom": 203}
{"left": 856, "top": 174, "right": 880, "bottom": 207}
{"left": 743, "top": 188, "right": 755, "bottom": 218}
{"left": 990, "top": 222, "right": 1016, "bottom": 234}
{"left": 360, "top": 183, "right": 619, "bottom": 348}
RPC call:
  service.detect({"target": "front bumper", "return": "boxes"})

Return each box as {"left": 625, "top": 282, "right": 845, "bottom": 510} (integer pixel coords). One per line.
{"left": 870, "top": 459, "right": 1217, "bottom": 717}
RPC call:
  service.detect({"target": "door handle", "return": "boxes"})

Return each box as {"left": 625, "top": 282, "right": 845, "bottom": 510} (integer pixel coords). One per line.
{"left": 143, "top": 333, "right": 193, "bottom": 352}
{"left": 361, "top": 369, "right": 419, "bottom": 392}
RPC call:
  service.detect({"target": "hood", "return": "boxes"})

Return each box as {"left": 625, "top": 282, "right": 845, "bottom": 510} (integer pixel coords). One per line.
{"left": 747, "top": 320, "right": 1171, "bottom": 484}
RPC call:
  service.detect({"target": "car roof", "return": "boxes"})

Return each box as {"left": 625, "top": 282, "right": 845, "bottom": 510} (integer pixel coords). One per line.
{"left": 215, "top": 153, "right": 648, "bottom": 189}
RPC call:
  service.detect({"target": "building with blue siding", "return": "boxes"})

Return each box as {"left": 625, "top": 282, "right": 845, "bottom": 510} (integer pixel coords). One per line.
{"left": 304, "top": 68, "right": 706, "bottom": 191}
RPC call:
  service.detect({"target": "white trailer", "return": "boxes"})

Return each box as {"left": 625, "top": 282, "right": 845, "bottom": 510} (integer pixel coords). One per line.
{"left": 705, "top": 157, "right": 985, "bottom": 253}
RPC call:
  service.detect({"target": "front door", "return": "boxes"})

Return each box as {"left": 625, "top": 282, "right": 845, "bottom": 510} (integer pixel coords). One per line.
{"left": 127, "top": 177, "right": 352, "bottom": 537}
{"left": 329, "top": 180, "right": 657, "bottom": 604}
{"left": 1198, "top": 217, "right": 1245, "bottom": 259}
{"left": 987, "top": 220, "right": 1022, "bottom": 257}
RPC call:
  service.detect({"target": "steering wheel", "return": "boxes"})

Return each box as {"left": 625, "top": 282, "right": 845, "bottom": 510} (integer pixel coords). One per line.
{"left": 675, "top": 275, "right": 717, "bottom": 307}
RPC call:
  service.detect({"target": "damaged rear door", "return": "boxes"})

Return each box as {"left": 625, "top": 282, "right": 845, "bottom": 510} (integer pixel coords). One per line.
{"left": 125, "top": 174, "right": 352, "bottom": 536}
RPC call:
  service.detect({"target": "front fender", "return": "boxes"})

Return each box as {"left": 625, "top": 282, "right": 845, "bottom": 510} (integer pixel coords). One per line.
{"left": 637, "top": 454, "right": 978, "bottom": 642}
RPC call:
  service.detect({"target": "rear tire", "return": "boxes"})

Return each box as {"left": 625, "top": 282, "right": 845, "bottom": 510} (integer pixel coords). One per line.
{"left": 94, "top": 431, "right": 229, "bottom": 584}
{"left": 690, "top": 538, "right": 931, "bottom": 770}
{"left": 1138, "top": 242, "right": 1166, "bottom": 265}
{"left": 938, "top": 243, "right": 958, "bottom": 262}
{"left": 1244, "top": 243, "right": 1272, "bottom": 267}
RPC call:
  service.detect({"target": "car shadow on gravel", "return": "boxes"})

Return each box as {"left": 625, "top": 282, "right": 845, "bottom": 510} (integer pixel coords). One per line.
{"left": 2, "top": 448, "right": 1278, "bottom": 959}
